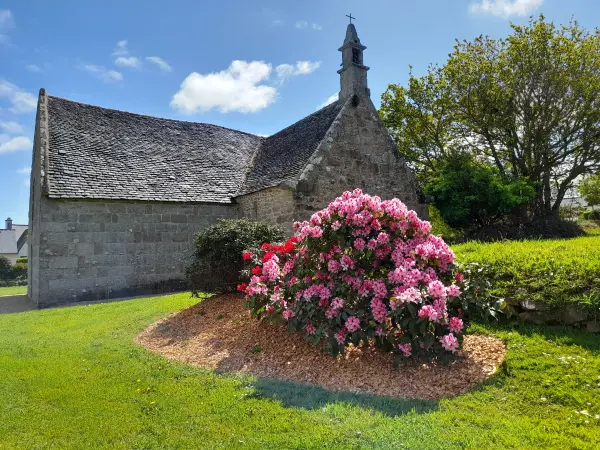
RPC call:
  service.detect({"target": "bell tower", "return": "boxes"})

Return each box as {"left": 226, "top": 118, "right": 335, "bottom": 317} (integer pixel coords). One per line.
{"left": 338, "top": 17, "right": 370, "bottom": 103}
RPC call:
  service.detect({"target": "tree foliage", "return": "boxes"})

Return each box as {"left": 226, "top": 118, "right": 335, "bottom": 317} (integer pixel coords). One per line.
{"left": 424, "top": 155, "right": 535, "bottom": 229}
{"left": 381, "top": 15, "right": 600, "bottom": 219}
{"left": 578, "top": 172, "right": 600, "bottom": 207}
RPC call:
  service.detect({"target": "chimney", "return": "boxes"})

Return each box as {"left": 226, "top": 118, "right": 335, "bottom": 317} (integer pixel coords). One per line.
{"left": 5, "top": 217, "right": 12, "bottom": 230}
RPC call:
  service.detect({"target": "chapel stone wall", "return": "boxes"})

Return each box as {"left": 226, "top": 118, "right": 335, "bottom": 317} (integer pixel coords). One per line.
{"left": 33, "top": 196, "right": 236, "bottom": 307}
{"left": 293, "top": 97, "right": 428, "bottom": 222}
{"left": 236, "top": 186, "right": 296, "bottom": 234}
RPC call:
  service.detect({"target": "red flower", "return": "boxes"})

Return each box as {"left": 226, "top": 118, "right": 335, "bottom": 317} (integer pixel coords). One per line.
{"left": 261, "top": 243, "right": 272, "bottom": 251}
{"left": 242, "top": 251, "right": 253, "bottom": 261}
{"left": 251, "top": 266, "right": 262, "bottom": 276}
{"left": 236, "top": 283, "right": 247, "bottom": 292}
{"left": 455, "top": 272, "right": 464, "bottom": 283}
{"left": 262, "top": 251, "right": 275, "bottom": 263}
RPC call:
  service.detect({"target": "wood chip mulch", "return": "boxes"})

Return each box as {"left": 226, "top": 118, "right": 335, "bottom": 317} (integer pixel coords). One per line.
{"left": 136, "top": 294, "right": 506, "bottom": 400}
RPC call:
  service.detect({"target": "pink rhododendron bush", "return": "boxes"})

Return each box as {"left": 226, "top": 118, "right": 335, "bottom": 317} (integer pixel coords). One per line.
{"left": 239, "top": 189, "right": 475, "bottom": 365}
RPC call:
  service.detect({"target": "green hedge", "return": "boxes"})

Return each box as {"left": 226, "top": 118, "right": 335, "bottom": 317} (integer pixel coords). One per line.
{"left": 453, "top": 236, "right": 600, "bottom": 314}
{"left": 186, "top": 219, "right": 285, "bottom": 295}
{"left": 582, "top": 209, "right": 600, "bottom": 220}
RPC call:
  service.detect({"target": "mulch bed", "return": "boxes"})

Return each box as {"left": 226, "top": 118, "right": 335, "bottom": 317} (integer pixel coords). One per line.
{"left": 136, "top": 294, "right": 506, "bottom": 400}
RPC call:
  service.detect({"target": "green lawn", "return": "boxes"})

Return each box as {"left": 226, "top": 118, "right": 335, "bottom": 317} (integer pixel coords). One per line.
{"left": 0, "top": 293, "right": 599, "bottom": 449}
{"left": 453, "top": 235, "right": 600, "bottom": 310}
{"left": 0, "top": 285, "right": 27, "bottom": 296}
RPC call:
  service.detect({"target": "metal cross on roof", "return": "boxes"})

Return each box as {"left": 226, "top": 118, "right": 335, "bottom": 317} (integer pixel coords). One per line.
{"left": 346, "top": 13, "right": 355, "bottom": 24}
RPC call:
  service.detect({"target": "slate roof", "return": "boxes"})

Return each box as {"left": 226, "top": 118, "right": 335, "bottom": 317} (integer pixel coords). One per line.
{"left": 238, "top": 101, "right": 341, "bottom": 195}
{"left": 0, "top": 231, "right": 17, "bottom": 255}
{"left": 0, "top": 226, "right": 27, "bottom": 255}
{"left": 46, "top": 96, "right": 263, "bottom": 203}
{"left": 44, "top": 94, "right": 342, "bottom": 203}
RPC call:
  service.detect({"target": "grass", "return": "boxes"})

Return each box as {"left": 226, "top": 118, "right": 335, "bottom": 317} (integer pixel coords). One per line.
{"left": 0, "top": 293, "right": 599, "bottom": 449}
{"left": 0, "top": 285, "right": 27, "bottom": 296}
{"left": 453, "top": 235, "right": 600, "bottom": 311}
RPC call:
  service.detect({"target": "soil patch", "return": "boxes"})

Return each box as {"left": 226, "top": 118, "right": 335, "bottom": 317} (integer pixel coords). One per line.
{"left": 137, "top": 294, "right": 506, "bottom": 400}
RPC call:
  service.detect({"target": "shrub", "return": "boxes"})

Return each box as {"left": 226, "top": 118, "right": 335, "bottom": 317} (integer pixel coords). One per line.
{"left": 428, "top": 204, "right": 463, "bottom": 243}
{"left": 240, "top": 190, "right": 499, "bottom": 365}
{"left": 0, "top": 280, "right": 27, "bottom": 287}
{"left": 16, "top": 257, "right": 27, "bottom": 264}
{"left": 582, "top": 209, "right": 600, "bottom": 220}
{"left": 11, "top": 262, "right": 27, "bottom": 280}
{"left": 454, "top": 236, "right": 600, "bottom": 314}
{"left": 187, "top": 219, "right": 285, "bottom": 295}
{"left": 0, "top": 256, "right": 12, "bottom": 280}
{"left": 559, "top": 205, "right": 586, "bottom": 220}
{"left": 424, "top": 155, "right": 534, "bottom": 230}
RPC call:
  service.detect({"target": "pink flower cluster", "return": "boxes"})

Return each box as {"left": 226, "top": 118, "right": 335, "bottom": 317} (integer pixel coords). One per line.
{"left": 243, "top": 189, "right": 465, "bottom": 363}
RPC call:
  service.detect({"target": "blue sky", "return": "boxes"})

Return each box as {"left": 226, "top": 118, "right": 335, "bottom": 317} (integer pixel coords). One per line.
{"left": 0, "top": 0, "right": 596, "bottom": 224}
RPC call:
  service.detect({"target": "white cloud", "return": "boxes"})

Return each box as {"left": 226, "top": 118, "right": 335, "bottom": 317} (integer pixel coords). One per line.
{"left": 295, "top": 61, "right": 320, "bottom": 75}
{"left": 115, "top": 56, "right": 140, "bottom": 68}
{"left": 0, "top": 121, "right": 24, "bottom": 134}
{"left": 146, "top": 56, "right": 172, "bottom": 72}
{"left": 16, "top": 167, "right": 31, "bottom": 174}
{"left": 0, "top": 135, "right": 32, "bottom": 154}
{"left": 318, "top": 93, "right": 338, "bottom": 109}
{"left": 272, "top": 19, "right": 283, "bottom": 26}
{"left": 311, "top": 23, "right": 322, "bottom": 31}
{"left": 0, "top": 80, "right": 37, "bottom": 114}
{"left": 112, "top": 40, "right": 128, "bottom": 56}
{"left": 276, "top": 61, "right": 321, "bottom": 82}
{"left": 275, "top": 63, "right": 295, "bottom": 80}
{"left": 171, "top": 60, "right": 277, "bottom": 114}
{"left": 25, "top": 64, "right": 42, "bottom": 73}
{"left": 79, "top": 64, "right": 123, "bottom": 83}
{"left": 469, "top": 0, "right": 543, "bottom": 17}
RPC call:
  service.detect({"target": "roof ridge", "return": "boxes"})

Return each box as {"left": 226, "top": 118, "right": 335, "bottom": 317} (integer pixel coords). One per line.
{"left": 46, "top": 93, "right": 266, "bottom": 139}
{"left": 265, "top": 101, "right": 339, "bottom": 141}
{"left": 236, "top": 100, "right": 342, "bottom": 196}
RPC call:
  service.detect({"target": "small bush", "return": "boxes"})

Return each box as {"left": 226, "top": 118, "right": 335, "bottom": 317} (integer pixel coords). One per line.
{"left": 428, "top": 205, "right": 463, "bottom": 243}
{"left": 0, "top": 279, "right": 27, "bottom": 287}
{"left": 559, "top": 205, "right": 586, "bottom": 220}
{"left": 16, "top": 257, "right": 27, "bottom": 264}
{"left": 186, "top": 219, "right": 285, "bottom": 295}
{"left": 11, "top": 262, "right": 27, "bottom": 280}
{"left": 240, "top": 190, "right": 501, "bottom": 365}
{"left": 582, "top": 209, "right": 600, "bottom": 220}
{"left": 0, "top": 256, "right": 11, "bottom": 280}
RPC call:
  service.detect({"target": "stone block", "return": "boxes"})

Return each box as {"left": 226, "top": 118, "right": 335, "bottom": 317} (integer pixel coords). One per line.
{"left": 49, "top": 256, "right": 79, "bottom": 269}
{"left": 107, "top": 203, "right": 127, "bottom": 213}
{"left": 78, "top": 213, "right": 95, "bottom": 223}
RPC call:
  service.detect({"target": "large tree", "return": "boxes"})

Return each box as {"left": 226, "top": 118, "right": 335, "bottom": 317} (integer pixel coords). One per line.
{"left": 381, "top": 15, "right": 600, "bottom": 218}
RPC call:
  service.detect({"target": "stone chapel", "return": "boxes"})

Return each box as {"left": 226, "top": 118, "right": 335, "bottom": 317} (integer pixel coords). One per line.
{"left": 28, "top": 24, "right": 426, "bottom": 307}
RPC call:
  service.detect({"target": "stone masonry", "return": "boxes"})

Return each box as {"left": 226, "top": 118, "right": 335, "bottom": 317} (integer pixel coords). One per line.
{"left": 236, "top": 187, "right": 296, "bottom": 232}
{"left": 31, "top": 196, "right": 234, "bottom": 307}
{"left": 294, "top": 93, "right": 427, "bottom": 222}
